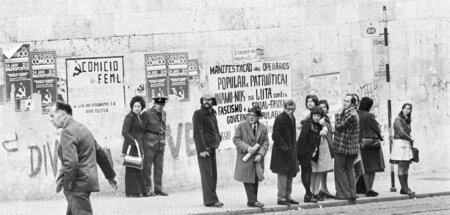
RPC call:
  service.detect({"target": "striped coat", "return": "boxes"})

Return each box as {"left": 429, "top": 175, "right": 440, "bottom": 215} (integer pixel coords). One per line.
{"left": 333, "top": 107, "right": 360, "bottom": 155}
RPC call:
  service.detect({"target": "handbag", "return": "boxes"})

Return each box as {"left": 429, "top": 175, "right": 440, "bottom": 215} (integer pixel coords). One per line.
{"left": 410, "top": 147, "right": 419, "bottom": 163}
{"left": 361, "top": 138, "right": 381, "bottom": 150}
{"left": 123, "top": 140, "right": 144, "bottom": 170}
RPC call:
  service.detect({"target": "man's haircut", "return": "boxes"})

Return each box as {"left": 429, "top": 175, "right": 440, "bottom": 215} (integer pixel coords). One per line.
{"left": 55, "top": 101, "right": 73, "bottom": 115}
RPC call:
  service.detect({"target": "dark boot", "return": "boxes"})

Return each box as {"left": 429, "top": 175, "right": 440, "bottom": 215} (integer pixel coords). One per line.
{"left": 398, "top": 175, "right": 408, "bottom": 194}
{"left": 404, "top": 174, "right": 414, "bottom": 193}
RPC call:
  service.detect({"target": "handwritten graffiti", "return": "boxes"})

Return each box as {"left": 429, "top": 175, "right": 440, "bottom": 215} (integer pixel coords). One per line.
{"left": 166, "top": 123, "right": 196, "bottom": 159}
{"left": 432, "top": 78, "right": 449, "bottom": 94}
{"left": 2, "top": 132, "right": 18, "bottom": 152}
{"left": 28, "top": 140, "right": 59, "bottom": 178}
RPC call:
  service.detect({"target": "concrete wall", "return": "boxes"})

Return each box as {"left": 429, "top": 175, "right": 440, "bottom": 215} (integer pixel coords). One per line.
{"left": 0, "top": 0, "right": 449, "bottom": 200}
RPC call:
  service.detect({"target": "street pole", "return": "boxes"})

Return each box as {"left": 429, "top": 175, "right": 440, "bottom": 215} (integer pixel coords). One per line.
{"left": 382, "top": 5, "right": 396, "bottom": 192}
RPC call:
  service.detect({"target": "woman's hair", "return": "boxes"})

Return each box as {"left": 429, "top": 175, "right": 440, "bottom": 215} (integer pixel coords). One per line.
{"left": 129, "top": 96, "right": 146, "bottom": 110}
{"left": 359, "top": 97, "right": 374, "bottom": 112}
{"left": 318, "top": 99, "right": 329, "bottom": 111}
{"left": 309, "top": 106, "right": 324, "bottom": 117}
{"left": 305, "top": 95, "right": 319, "bottom": 108}
{"left": 399, "top": 103, "right": 412, "bottom": 124}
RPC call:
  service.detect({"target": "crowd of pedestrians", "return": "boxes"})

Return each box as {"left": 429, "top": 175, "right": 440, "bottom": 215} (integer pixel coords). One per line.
{"left": 50, "top": 92, "right": 416, "bottom": 214}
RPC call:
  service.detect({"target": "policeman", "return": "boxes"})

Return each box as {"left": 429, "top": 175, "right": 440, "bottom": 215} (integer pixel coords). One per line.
{"left": 142, "top": 96, "right": 169, "bottom": 196}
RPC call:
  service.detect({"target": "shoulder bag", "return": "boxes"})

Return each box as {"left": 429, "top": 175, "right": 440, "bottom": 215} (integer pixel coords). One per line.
{"left": 410, "top": 146, "right": 419, "bottom": 163}
{"left": 123, "top": 140, "right": 144, "bottom": 170}
{"left": 361, "top": 137, "right": 381, "bottom": 150}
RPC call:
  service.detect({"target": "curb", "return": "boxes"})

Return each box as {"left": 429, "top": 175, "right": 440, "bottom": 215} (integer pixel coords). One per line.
{"left": 191, "top": 191, "right": 450, "bottom": 215}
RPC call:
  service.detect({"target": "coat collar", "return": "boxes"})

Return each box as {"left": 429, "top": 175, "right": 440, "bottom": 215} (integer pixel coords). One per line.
{"left": 129, "top": 111, "right": 144, "bottom": 128}
{"left": 62, "top": 117, "right": 75, "bottom": 129}
{"left": 200, "top": 106, "right": 216, "bottom": 115}
{"left": 281, "top": 111, "right": 295, "bottom": 127}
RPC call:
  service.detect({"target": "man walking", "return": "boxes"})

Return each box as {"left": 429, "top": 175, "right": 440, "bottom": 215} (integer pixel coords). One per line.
{"left": 270, "top": 100, "right": 300, "bottom": 205}
{"left": 193, "top": 92, "right": 223, "bottom": 207}
{"left": 233, "top": 106, "right": 269, "bottom": 208}
{"left": 142, "top": 96, "right": 169, "bottom": 196}
{"left": 50, "top": 102, "right": 117, "bottom": 215}
{"left": 333, "top": 94, "right": 360, "bottom": 203}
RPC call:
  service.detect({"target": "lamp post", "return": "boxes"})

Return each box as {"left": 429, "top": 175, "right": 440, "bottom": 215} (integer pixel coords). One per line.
{"left": 381, "top": 5, "right": 396, "bottom": 193}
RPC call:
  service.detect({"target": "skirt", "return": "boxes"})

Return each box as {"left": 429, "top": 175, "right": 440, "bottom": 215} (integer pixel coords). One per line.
{"left": 125, "top": 167, "right": 148, "bottom": 195}
{"left": 361, "top": 147, "right": 385, "bottom": 172}
{"left": 390, "top": 139, "right": 412, "bottom": 164}
{"left": 311, "top": 137, "right": 333, "bottom": 173}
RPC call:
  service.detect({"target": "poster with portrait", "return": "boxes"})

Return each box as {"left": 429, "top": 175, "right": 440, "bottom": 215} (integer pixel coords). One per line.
{"left": 145, "top": 54, "right": 168, "bottom": 101}
{"left": 30, "top": 51, "right": 57, "bottom": 113}
{"left": 167, "top": 53, "right": 189, "bottom": 101}
{"left": 66, "top": 56, "right": 125, "bottom": 118}
{"left": 4, "top": 44, "right": 32, "bottom": 101}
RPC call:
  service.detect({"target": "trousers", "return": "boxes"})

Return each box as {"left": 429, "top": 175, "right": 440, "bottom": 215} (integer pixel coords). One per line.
{"left": 64, "top": 189, "right": 92, "bottom": 215}
{"left": 144, "top": 147, "right": 165, "bottom": 192}
{"left": 197, "top": 149, "right": 219, "bottom": 205}
{"left": 334, "top": 153, "right": 357, "bottom": 199}
{"left": 244, "top": 173, "right": 259, "bottom": 204}
{"left": 277, "top": 174, "right": 293, "bottom": 201}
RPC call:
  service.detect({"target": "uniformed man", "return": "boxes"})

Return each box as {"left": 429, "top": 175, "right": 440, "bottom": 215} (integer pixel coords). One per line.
{"left": 142, "top": 96, "right": 169, "bottom": 196}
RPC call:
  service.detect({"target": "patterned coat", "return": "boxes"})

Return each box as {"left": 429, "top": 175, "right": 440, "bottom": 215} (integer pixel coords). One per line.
{"left": 333, "top": 107, "right": 360, "bottom": 155}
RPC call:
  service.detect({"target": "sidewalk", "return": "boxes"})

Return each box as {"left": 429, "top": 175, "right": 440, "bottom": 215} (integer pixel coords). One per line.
{"left": 1, "top": 172, "right": 449, "bottom": 215}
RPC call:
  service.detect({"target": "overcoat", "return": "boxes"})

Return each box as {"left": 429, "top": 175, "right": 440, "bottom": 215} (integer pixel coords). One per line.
{"left": 121, "top": 111, "right": 145, "bottom": 156}
{"left": 56, "top": 118, "right": 100, "bottom": 192}
{"left": 270, "top": 111, "right": 299, "bottom": 176}
{"left": 233, "top": 121, "right": 269, "bottom": 183}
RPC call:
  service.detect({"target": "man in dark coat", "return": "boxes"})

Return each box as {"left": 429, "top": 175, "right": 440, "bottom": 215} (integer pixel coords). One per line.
{"left": 270, "top": 99, "right": 300, "bottom": 205}
{"left": 233, "top": 106, "right": 269, "bottom": 208}
{"left": 142, "top": 96, "right": 169, "bottom": 196}
{"left": 50, "top": 102, "right": 117, "bottom": 215}
{"left": 193, "top": 91, "right": 223, "bottom": 207}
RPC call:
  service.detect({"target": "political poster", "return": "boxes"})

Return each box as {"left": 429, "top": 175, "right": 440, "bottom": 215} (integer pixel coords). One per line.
{"left": 232, "top": 47, "right": 264, "bottom": 64}
{"left": 66, "top": 56, "right": 125, "bottom": 117}
{"left": 145, "top": 54, "right": 168, "bottom": 101}
{"left": 30, "top": 51, "right": 57, "bottom": 113}
{"left": 4, "top": 44, "right": 32, "bottom": 101}
{"left": 167, "top": 53, "right": 189, "bottom": 100}
{"left": 208, "top": 61, "right": 291, "bottom": 148}
{"left": 188, "top": 59, "right": 199, "bottom": 82}
{"left": 373, "top": 37, "right": 386, "bottom": 81}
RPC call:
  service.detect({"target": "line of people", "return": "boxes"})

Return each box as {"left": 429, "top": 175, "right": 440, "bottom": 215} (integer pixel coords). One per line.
{"left": 50, "top": 92, "right": 415, "bottom": 214}
{"left": 192, "top": 92, "right": 416, "bottom": 208}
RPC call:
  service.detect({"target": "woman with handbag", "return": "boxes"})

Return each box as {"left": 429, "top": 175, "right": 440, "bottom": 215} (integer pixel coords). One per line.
{"left": 390, "top": 103, "right": 414, "bottom": 195}
{"left": 358, "top": 97, "right": 385, "bottom": 197}
{"left": 121, "top": 96, "right": 149, "bottom": 197}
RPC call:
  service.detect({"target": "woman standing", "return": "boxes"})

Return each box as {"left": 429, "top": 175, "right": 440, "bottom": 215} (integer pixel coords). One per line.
{"left": 297, "top": 106, "right": 323, "bottom": 203}
{"left": 122, "top": 96, "right": 150, "bottom": 197}
{"left": 390, "top": 103, "right": 414, "bottom": 195}
{"left": 359, "top": 97, "right": 385, "bottom": 197}
{"left": 311, "top": 100, "right": 334, "bottom": 201}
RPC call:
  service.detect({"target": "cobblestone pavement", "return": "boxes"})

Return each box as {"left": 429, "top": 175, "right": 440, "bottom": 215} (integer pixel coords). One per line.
{"left": 255, "top": 195, "right": 450, "bottom": 215}
{"left": 0, "top": 172, "right": 449, "bottom": 215}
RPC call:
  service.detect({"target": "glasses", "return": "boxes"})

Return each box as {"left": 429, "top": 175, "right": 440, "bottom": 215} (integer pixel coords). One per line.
{"left": 248, "top": 113, "right": 257, "bottom": 117}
